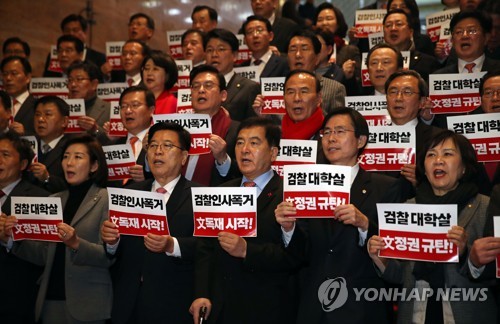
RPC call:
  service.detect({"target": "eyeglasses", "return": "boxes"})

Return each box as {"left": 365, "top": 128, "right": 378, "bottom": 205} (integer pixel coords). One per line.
{"left": 245, "top": 27, "right": 266, "bottom": 35}
{"left": 191, "top": 81, "right": 219, "bottom": 91}
{"left": 384, "top": 22, "right": 407, "bottom": 29}
{"left": 483, "top": 89, "right": 500, "bottom": 98}
{"left": 147, "top": 142, "right": 183, "bottom": 151}
{"left": 68, "top": 77, "right": 90, "bottom": 84}
{"left": 119, "top": 102, "right": 146, "bottom": 110}
{"left": 205, "top": 47, "right": 230, "bottom": 55}
{"left": 387, "top": 88, "right": 420, "bottom": 98}
{"left": 57, "top": 47, "right": 76, "bottom": 54}
{"left": 320, "top": 127, "right": 356, "bottom": 138}
{"left": 288, "top": 45, "right": 312, "bottom": 54}
{"left": 452, "top": 27, "right": 480, "bottom": 37}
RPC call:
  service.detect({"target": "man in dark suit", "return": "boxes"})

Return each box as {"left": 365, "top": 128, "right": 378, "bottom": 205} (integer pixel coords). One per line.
{"left": 275, "top": 108, "right": 402, "bottom": 324}
{"left": 0, "top": 131, "right": 50, "bottom": 324}
{"left": 191, "top": 117, "right": 306, "bottom": 323}
{"left": 184, "top": 65, "right": 239, "bottom": 186}
{"left": 191, "top": 5, "right": 218, "bottom": 32}
{"left": 239, "top": 15, "right": 289, "bottom": 79}
{"left": 434, "top": 10, "right": 500, "bottom": 75}
{"left": 384, "top": 70, "right": 442, "bottom": 199}
{"left": 43, "top": 35, "right": 84, "bottom": 78}
{"left": 383, "top": 10, "right": 442, "bottom": 82}
{"left": 30, "top": 96, "right": 70, "bottom": 193}
{"left": 42, "top": 14, "right": 106, "bottom": 77}
{"left": 67, "top": 61, "right": 110, "bottom": 135}
{"left": 104, "top": 85, "right": 154, "bottom": 186}
{"left": 244, "top": 0, "right": 301, "bottom": 54}
{"left": 205, "top": 29, "right": 260, "bottom": 122}
{"left": 101, "top": 121, "right": 198, "bottom": 323}
{"left": 0, "top": 56, "right": 36, "bottom": 135}
{"left": 109, "top": 39, "right": 149, "bottom": 85}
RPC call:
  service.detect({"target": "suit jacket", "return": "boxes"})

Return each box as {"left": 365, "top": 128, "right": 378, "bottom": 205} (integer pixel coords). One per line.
{"left": 431, "top": 57, "right": 500, "bottom": 129}
{"left": 410, "top": 50, "right": 442, "bottom": 84}
{"left": 15, "top": 94, "right": 36, "bottom": 136}
{"left": 34, "top": 135, "right": 70, "bottom": 193}
{"left": 106, "top": 135, "right": 147, "bottom": 188}
{"left": 194, "top": 173, "right": 307, "bottom": 323}
{"left": 296, "top": 168, "right": 403, "bottom": 324}
{"left": 434, "top": 56, "right": 500, "bottom": 74}
{"left": 87, "top": 97, "right": 111, "bottom": 129}
{"left": 0, "top": 180, "right": 49, "bottom": 324}
{"left": 382, "top": 194, "right": 497, "bottom": 324}
{"left": 110, "top": 177, "right": 198, "bottom": 324}
{"left": 223, "top": 73, "right": 260, "bottom": 122}
{"left": 14, "top": 185, "right": 112, "bottom": 322}
{"left": 319, "top": 76, "right": 346, "bottom": 115}
{"left": 238, "top": 53, "right": 290, "bottom": 78}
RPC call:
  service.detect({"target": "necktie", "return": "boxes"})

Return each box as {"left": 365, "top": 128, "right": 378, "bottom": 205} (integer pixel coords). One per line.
{"left": 243, "top": 181, "right": 256, "bottom": 187}
{"left": 0, "top": 190, "right": 5, "bottom": 198}
{"left": 12, "top": 98, "right": 19, "bottom": 116}
{"left": 130, "top": 136, "right": 139, "bottom": 158}
{"left": 156, "top": 187, "right": 168, "bottom": 194}
{"left": 127, "top": 78, "right": 134, "bottom": 87}
{"left": 464, "top": 63, "right": 476, "bottom": 73}
{"left": 253, "top": 59, "right": 262, "bottom": 66}
{"left": 42, "top": 143, "right": 51, "bottom": 154}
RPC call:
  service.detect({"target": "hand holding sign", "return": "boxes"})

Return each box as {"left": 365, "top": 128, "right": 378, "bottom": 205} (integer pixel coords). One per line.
{"left": 1, "top": 215, "right": 18, "bottom": 242}
{"left": 367, "top": 235, "right": 390, "bottom": 271}
{"left": 400, "top": 163, "right": 417, "bottom": 187}
{"left": 30, "top": 162, "right": 50, "bottom": 182}
{"left": 447, "top": 225, "right": 467, "bottom": 256}
{"left": 144, "top": 233, "right": 174, "bottom": 253}
{"left": 101, "top": 219, "right": 120, "bottom": 245}
{"left": 274, "top": 201, "right": 297, "bottom": 232}
{"left": 335, "top": 204, "right": 369, "bottom": 231}
{"left": 218, "top": 232, "right": 247, "bottom": 258}
{"left": 469, "top": 236, "right": 500, "bottom": 268}
{"left": 0, "top": 214, "right": 10, "bottom": 242}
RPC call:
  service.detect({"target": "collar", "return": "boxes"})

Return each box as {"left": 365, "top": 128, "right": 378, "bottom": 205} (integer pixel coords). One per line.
{"left": 268, "top": 13, "right": 276, "bottom": 26}
{"left": 396, "top": 118, "right": 419, "bottom": 128}
{"left": 0, "top": 178, "right": 22, "bottom": 194}
{"left": 224, "top": 70, "right": 235, "bottom": 85}
{"left": 253, "top": 49, "right": 273, "bottom": 63}
{"left": 458, "top": 54, "right": 485, "bottom": 73}
{"left": 125, "top": 73, "right": 142, "bottom": 86}
{"left": 128, "top": 127, "right": 148, "bottom": 142}
{"left": 41, "top": 134, "right": 64, "bottom": 150}
{"left": 241, "top": 169, "right": 274, "bottom": 196}
{"left": 153, "top": 174, "right": 181, "bottom": 195}
{"left": 14, "top": 90, "right": 30, "bottom": 105}
{"left": 350, "top": 164, "right": 360, "bottom": 185}
{"left": 374, "top": 89, "right": 385, "bottom": 96}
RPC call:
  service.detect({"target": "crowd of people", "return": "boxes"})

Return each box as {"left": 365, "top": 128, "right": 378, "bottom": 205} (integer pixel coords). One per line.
{"left": 0, "top": 0, "right": 499, "bottom": 323}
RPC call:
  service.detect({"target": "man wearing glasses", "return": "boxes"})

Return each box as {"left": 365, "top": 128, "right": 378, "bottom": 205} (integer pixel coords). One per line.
{"left": 103, "top": 86, "right": 154, "bottom": 186}
{"left": 43, "top": 35, "right": 84, "bottom": 78}
{"left": 102, "top": 121, "right": 198, "bottom": 323}
{"left": 382, "top": 9, "right": 441, "bottom": 83}
{"left": 184, "top": 64, "right": 239, "bottom": 186}
{"left": 384, "top": 70, "right": 441, "bottom": 198}
{"left": 275, "top": 108, "right": 402, "bottom": 324}
{"left": 435, "top": 10, "right": 500, "bottom": 74}
{"left": 67, "top": 61, "right": 110, "bottom": 136}
{"left": 205, "top": 28, "right": 260, "bottom": 122}
{"left": 239, "top": 15, "right": 289, "bottom": 79}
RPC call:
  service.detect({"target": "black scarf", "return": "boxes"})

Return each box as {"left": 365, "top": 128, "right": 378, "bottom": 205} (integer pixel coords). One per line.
{"left": 413, "top": 180, "right": 478, "bottom": 324}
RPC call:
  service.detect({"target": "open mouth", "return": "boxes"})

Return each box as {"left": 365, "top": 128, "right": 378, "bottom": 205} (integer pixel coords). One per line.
{"left": 433, "top": 169, "right": 446, "bottom": 178}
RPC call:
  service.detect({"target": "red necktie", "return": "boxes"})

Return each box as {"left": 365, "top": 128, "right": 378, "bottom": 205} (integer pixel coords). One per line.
{"left": 464, "top": 63, "right": 476, "bottom": 73}
{"left": 243, "top": 181, "right": 256, "bottom": 187}
{"left": 156, "top": 187, "right": 168, "bottom": 194}
{"left": 129, "top": 136, "right": 139, "bottom": 158}
{"left": 0, "top": 190, "right": 5, "bottom": 198}
{"left": 253, "top": 59, "right": 262, "bottom": 66}
{"left": 127, "top": 78, "right": 134, "bottom": 87}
